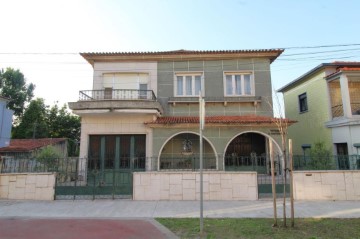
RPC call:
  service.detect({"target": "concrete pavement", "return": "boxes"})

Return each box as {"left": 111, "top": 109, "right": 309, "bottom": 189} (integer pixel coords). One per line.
{"left": 1, "top": 199, "right": 360, "bottom": 219}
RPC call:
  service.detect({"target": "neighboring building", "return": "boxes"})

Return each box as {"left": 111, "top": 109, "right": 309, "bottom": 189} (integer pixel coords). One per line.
{"left": 0, "top": 138, "right": 68, "bottom": 158}
{"left": 69, "top": 49, "right": 290, "bottom": 181}
{"left": 0, "top": 96, "right": 13, "bottom": 148}
{"left": 278, "top": 62, "right": 360, "bottom": 160}
{"left": 0, "top": 138, "right": 68, "bottom": 173}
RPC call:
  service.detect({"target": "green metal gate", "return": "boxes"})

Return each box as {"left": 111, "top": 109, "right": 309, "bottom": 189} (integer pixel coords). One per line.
{"left": 54, "top": 158, "right": 145, "bottom": 200}
{"left": 55, "top": 134, "right": 146, "bottom": 200}
{"left": 257, "top": 160, "right": 290, "bottom": 198}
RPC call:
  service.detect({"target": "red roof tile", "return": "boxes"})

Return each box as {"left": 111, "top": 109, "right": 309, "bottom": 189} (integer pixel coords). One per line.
{"left": 338, "top": 67, "right": 360, "bottom": 71}
{"left": 145, "top": 115, "right": 295, "bottom": 125}
{"left": 325, "top": 66, "right": 360, "bottom": 78}
{"left": 0, "top": 138, "right": 66, "bottom": 153}
{"left": 80, "top": 49, "right": 284, "bottom": 65}
{"left": 81, "top": 49, "right": 284, "bottom": 56}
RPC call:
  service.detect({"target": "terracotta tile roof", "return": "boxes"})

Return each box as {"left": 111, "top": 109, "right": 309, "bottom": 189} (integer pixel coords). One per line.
{"left": 338, "top": 67, "right": 360, "bottom": 71}
{"left": 80, "top": 49, "right": 284, "bottom": 65}
{"left": 145, "top": 115, "right": 296, "bottom": 125}
{"left": 278, "top": 61, "right": 360, "bottom": 92}
{"left": 81, "top": 49, "right": 284, "bottom": 56}
{"left": 325, "top": 66, "right": 360, "bottom": 78}
{"left": 0, "top": 138, "right": 66, "bottom": 153}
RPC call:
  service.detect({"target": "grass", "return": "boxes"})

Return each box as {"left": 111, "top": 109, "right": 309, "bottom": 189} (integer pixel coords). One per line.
{"left": 156, "top": 218, "right": 360, "bottom": 239}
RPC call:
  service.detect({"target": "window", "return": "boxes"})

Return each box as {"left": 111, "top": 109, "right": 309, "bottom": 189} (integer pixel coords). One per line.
{"left": 224, "top": 73, "right": 253, "bottom": 96}
{"left": 175, "top": 73, "right": 203, "bottom": 96}
{"left": 298, "top": 93, "right": 308, "bottom": 113}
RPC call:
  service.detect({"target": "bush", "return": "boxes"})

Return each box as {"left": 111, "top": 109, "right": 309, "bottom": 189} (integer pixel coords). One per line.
{"left": 309, "top": 142, "right": 334, "bottom": 170}
{"left": 36, "top": 146, "right": 61, "bottom": 171}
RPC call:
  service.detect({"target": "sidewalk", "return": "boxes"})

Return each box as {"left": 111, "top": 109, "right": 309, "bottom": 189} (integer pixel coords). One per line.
{"left": 1, "top": 199, "right": 359, "bottom": 218}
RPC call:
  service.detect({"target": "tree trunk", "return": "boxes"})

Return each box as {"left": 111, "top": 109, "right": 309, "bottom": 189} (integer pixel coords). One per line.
{"left": 270, "top": 141, "right": 278, "bottom": 227}
{"left": 289, "top": 139, "right": 295, "bottom": 227}
{"left": 283, "top": 148, "right": 287, "bottom": 227}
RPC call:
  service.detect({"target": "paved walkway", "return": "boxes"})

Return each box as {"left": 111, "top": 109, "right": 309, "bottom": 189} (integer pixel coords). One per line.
{"left": 1, "top": 199, "right": 360, "bottom": 218}
{"left": 0, "top": 218, "right": 176, "bottom": 239}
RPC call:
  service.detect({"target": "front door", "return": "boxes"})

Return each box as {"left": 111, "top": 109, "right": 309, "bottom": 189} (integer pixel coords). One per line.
{"left": 87, "top": 134, "right": 146, "bottom": 197}
{"left": 336, "top": 143, "right": 349, "bottom": 169}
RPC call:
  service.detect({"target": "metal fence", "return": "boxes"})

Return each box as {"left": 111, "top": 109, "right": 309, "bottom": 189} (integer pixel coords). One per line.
{"left": 293, "top": 155, "right": 360, "bottom": 170}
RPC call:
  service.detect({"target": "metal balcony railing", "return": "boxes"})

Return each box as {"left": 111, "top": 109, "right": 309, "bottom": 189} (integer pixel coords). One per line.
{"left": 79, "top": 89, "right": 156, "bottom": 101}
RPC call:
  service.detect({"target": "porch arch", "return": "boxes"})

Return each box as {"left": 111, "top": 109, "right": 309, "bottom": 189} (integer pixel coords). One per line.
{"left": 157, "top": 131, "right": 218, "bottom": 170}
{"left": 223, "top": 130, "right": 283, "bottom": 173}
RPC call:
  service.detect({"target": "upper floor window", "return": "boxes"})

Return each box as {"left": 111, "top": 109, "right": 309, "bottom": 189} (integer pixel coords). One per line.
{"left": 175, "top": 73, "right": 203, "bottom": 96}
{"left": 224, "top": 72, "right": 253, "bottom": 96}
{"left": 298, "top": 93, "right": 308, "bottom": 113}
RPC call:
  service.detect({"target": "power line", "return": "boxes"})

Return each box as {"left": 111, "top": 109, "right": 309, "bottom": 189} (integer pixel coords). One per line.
{"left": 282, "top": 43, "right": 360, "bottom": 50}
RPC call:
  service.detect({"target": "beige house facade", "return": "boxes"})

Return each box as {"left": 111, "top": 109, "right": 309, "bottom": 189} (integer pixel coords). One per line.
{"left": 68, "top": 49, "right": 294, "bottom": 199}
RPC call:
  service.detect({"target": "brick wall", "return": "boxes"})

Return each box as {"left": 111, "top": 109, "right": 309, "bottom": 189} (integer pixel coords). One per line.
{"left": 0, "top": 173, "right": 56, "bottom": 200}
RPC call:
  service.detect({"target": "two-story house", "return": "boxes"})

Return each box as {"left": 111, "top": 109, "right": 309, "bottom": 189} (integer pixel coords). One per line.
{"left": 68, "top": 49, "right": 288, "bottom": 192}
{"left": 278, "top": 62, "right": 360, "bottom": 169}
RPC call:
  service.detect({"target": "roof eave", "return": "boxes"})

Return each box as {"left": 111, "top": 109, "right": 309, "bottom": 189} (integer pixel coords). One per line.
{"left": 278, "top": 62, "right": 360, "bottom": 93}
{"left": 80, "top": 49, "right": 284, "bottom": 67}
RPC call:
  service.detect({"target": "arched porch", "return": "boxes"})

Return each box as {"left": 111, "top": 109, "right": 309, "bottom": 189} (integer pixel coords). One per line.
{"left": 158, "top": 132, "right": 217, "bottom": 170}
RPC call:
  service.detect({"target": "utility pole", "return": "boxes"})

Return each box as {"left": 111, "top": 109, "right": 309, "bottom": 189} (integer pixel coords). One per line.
{"left": 199, "top": 93, "right": 205, "bottom": 234}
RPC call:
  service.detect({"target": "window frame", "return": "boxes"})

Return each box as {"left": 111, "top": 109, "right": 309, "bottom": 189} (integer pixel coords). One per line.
{"left": 298, "top": 92, "right": 308, "bottom": 113}
{"left": 174, "top": 72, "right": 204, "bottom": 97}
{"left": 223, "top": 71, "right": 254, "bottom": 96}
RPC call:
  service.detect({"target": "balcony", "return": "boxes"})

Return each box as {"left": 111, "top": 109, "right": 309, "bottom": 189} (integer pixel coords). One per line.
{"left": 79, "top": 89, "right": 156, "bottom": 101}
{"left": 68, "top": 89, "right": 163, "bottom": 115}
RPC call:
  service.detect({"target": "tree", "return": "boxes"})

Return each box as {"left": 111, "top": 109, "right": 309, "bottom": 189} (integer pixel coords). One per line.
{"left": 12, "top": 98, "right": 48, "bottom": 139}
{"left": 47, "top": 103, "right": 81, "bottom": 156}
{"left": 12, "top": 99, "right": 81, "bottom": 156}
{"left": 0, "top": 68, "right": 35, "bottom": 119}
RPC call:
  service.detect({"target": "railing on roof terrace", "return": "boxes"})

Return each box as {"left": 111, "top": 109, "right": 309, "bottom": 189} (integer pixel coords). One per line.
{"left": 79, "top": 89, "right": 156, "bottom": 101}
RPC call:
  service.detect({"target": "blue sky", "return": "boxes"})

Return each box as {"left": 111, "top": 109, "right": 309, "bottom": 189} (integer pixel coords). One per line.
{"left": 0, "top": 0, "right": 360, "bottom": 107}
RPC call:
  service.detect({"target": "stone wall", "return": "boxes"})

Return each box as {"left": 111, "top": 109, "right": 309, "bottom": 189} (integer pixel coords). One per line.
{"left": 0, "top": 173, "right": 56, "bottom": 200}
{"left": 293, "top": 171, "right": 360, "bottom": 200}
{"left": 133, "top": 172, "right": 257, "bottom": 200}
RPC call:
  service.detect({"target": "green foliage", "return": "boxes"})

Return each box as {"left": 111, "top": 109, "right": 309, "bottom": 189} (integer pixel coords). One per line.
{"left": 12, "top": 98, "right": 48, "bottom": 139}
{"left": 47, "top": 103, "right": 80, "bottom": 156}
{"left": 309, "top": 141, "right": 334, "bottom": 170}
{"left": 0, "top": 68, "right": 35, "bottom": 118}
{"left": 12, "top": 98, "right": 81, "bottom": 156}
{"left": 36, "top": 145, "right": 61, "bottom": 171}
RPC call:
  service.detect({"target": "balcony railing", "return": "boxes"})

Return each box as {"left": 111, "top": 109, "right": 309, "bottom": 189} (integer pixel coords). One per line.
{"left": 331, "top": 102, "right": 360, "bottom": 118}
{"left": 79, "top": 89, "right": 156, "bottom": 101}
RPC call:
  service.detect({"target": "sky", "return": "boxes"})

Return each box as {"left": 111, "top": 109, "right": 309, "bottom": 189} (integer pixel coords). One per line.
{"left": 1, "top": 0, "right": 360, "bottom": 109}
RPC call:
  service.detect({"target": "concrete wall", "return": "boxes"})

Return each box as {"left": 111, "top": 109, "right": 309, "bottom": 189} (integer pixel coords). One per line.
{"left": 332, "top": 125, "right": 360, "bottom": 156}
{"left": 133, "top": 172, "right": 258, "bottom": 200}
{"left": 293, "top": 171, "right": 360, "bottom": 200}
{"left": 283, "top": 70, "right": 333, "bottom": 154}
{"left": 0, "top": 173, "right": 56, "bottom": 200}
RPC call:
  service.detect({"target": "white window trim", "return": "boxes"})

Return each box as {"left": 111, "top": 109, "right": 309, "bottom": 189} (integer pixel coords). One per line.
{"left": 223, "top": 71, "right": 254, "bottom": 96}
{"left": 174, "top": 72, "right": 204, "bottom": 97}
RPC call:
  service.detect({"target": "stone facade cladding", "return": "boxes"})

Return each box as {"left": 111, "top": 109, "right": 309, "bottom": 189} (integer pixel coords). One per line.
{"left": 293, "top": 171, "right": 360, "bottom": 200}
{"left": 133, "top": 172, "right": 258, "bottom": 200}
{"left": 0, "top": 173, "right": 56, "bottom": 200}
